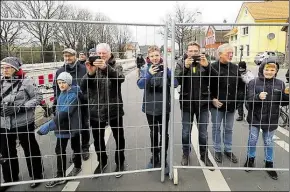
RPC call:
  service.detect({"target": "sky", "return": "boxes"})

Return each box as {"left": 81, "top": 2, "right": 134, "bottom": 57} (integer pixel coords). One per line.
{"left": 67, "top": 1, "right": 244, "bottom": 46}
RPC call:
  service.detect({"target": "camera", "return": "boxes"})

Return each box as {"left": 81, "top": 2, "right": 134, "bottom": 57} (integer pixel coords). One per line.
{"left": 157, "top": 65, "right": 164, "bottom": 72}
{"left": 88, "top": 56, "right": 101, "bottom": 66}
{"left": 191, "top": 55, "right": 201, "bottom": 61}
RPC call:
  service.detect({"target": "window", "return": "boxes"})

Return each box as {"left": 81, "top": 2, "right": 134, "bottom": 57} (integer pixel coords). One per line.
{"left": 246, "top": 45, "right": 250, "bottom": 56}
{"left": 242, "top": 27, "right": 249, "bottom": 35}
{"left": 235, "top": 35, "right": 237, "bottom": 40}
{"left": 231, "top": 36, "right": 234, "bottom": 41}
{"left": 234, "top": 46, "right": 237, "bottom": 56}
{"left": 245, "top": 9, "right": 248, "bottom": 15}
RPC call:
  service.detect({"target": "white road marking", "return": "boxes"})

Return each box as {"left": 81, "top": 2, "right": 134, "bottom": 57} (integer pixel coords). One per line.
{"left": 62, "top": 127, "right": 112, "bottom": 191}
{"left": 259, "top": 129, "right": 289, "bottom": 153}
{"left": 191, "top": 123, "right": 231, "bottom": 191}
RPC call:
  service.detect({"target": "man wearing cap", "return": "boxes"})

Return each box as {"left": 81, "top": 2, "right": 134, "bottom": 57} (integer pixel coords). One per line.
{"left": 53, "top": 48, "right": 90, "bottom": 161}
{"left": 80, "top": 43, "right": 126, "bottom": 178}
{"left": 89, "top": 48, "right": 96, "bottom": 56}
{"left": 78, "top": 51, "right": 87, "bottom": 65}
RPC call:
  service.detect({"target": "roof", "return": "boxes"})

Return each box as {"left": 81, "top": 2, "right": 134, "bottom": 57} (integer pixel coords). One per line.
{"left": 281, "top": 18, "right": 289, "bottom": 31}
{"left": 224, "top": 27, "right": 238, "bottom": 37}
{"left": 215, "top": 31, "right": 230, "bottom": 43}
{"left": 213, "top": 26, "right": 232, "bottom": 31}
{"left": 237, "top": 1, "right": 289, "bottom": 21}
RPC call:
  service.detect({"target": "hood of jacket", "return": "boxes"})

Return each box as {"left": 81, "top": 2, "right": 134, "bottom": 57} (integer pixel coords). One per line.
{"left": 258, "top": 61, "right": 279, "bottom": 80}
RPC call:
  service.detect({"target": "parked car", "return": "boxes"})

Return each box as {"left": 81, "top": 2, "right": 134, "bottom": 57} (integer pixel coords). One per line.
{"left": 254, "top": 51, "right": 285, "bottom": 65}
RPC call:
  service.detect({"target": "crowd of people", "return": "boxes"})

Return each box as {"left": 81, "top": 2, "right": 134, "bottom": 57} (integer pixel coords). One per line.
{"left": 0, "top": 42, "right": 289, "bottom": 191}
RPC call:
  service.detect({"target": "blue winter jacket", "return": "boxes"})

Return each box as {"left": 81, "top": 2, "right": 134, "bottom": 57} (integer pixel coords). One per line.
{"left": 38, "top": 85, "right": 82, "bottom": 138}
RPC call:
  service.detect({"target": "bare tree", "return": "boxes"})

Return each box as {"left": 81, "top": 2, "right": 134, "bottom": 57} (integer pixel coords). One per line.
{"left": 15, "top": 0, "right": 65, "bottom": 62}
{"left": 0, "top": 1, "right": 23, "bottom": 59}
{"left": 115, "top": 26, "right": 132, "bottom": 59}
{"left": 54, "top": 5, "right": 91, "bottom": 50}
{"left": 159, "top": 2, "right": 201, "bottom": 55}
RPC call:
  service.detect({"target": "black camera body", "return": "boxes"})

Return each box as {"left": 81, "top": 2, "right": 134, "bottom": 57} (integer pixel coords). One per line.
{"left": 157, "top": 65, "right": 164, "bottom": 72}
{"left": 88, "top": 56, "right": 101, "bottom": 66}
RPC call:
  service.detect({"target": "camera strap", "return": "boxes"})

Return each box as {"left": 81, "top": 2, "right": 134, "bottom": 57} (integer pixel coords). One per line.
{"left": 0, "top": 79, "right": 23, "bottom": 103}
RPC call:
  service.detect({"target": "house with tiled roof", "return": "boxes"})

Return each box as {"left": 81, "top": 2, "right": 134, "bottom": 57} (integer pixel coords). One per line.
{"left": 225, "top": 1, "right": 289, "bottom": 63}
{"left": 204, "top": 25, "right": 231, "bottom": 58}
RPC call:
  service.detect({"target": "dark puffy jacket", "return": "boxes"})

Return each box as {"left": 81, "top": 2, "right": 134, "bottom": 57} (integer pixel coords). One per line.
{"left": 175, "top": 55, "right": 211, "bottom": 113}
{"left": 209, "top": 61, "right": 244, "bottom": 112}
{"left": 246, "top": 62, "right": 289, "bottom": 132}
{"left": 137, "top": 63, "right": 178, "bottom": 116}
{"left": 136, "top": 57, "right": 145, "bottom": 69}
{"left": 80, "top": 54, "right": 125, "bottom": 122}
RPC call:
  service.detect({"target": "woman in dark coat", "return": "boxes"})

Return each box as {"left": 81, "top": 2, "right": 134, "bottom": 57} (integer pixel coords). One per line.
{"left": 244, "top": 59, "right": 289, "bottom": 180}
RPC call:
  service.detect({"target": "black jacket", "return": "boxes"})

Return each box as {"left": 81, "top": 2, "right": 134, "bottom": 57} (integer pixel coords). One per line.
{"left": 80, "top": 54, "right": 125, "bottom": 122}
{"left": 246, "top": 63, "right": 289, "bottom": 132}
{"left": 209, "top": 61, "right": 244, "bottom": 112}
{"left": 175, "top": 56, "right": 211, "bottom": 113}
{"left": 136, "top": 57, "right": 145, "bottom": 69}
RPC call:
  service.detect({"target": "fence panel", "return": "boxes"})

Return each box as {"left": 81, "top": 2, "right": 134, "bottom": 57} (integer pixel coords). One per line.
{"left": 0, "top": 18, "right": 170, "bottom": 189}
{"left": 169, "top": 21, "right": 290, "bottom": 185}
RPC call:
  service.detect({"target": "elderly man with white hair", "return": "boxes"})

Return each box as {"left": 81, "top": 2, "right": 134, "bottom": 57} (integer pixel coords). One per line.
{"left": 209, "top": 43, "right": 244, "bottom": 164}
{"left": 80, "top": 43, "right": 126, "bottom": 178}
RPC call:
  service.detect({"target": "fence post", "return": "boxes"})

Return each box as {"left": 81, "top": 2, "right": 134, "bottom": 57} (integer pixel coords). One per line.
{"left": 161, "top": 17, "right": 169, "bottom": 182}
{"left": 169, "top": 19, "right": 176, "bottom": 180}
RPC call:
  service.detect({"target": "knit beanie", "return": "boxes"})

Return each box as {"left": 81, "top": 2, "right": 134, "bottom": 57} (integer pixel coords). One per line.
{"left": 57, "top": 72, "right": 72, "bottom": 85}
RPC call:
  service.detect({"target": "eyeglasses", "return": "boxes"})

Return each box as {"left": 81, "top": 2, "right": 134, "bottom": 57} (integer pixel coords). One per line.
{"left": 1, "top": 66, "right": 12, "bottom": 71}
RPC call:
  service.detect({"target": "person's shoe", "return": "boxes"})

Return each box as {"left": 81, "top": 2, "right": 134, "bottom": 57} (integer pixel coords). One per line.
{"left": 30, "top": 182, "right": 41, "bottom": 189}
{"left": 147, "top": 155, "right": 160, "bottom": 169}
{"left": 67, "top": 167, "right": 82, "bottom": 177}
{"left": 0, "top": 186, "right": 9, "bottom": 192}
{"left": 181, "top": 154, "right": 189, "bottom": 166}
{"left": 94, "top": 161, "right": 108, "bottom": 175}
{"left": 244, "top": 157, "right": 255, "bottom": 172}
{"left": 115, "top": 163, "right": 125, "bottom": 178}
{"left": 30, "top": 175, "right": 43, "bottom": 189}
{"left": 265, "top": 161, "right": 278, "bottom": 180}
{"left": 45, "top": 175, "right": 66, "bottom": 188}
{"left": 214, "top": 152, "right": 223, "bottom": 163}
{"left": 200, "top": 155, "right": 214, "bottom": 171}
{"left": 236, "top": 116, "right": 244, "bottom": 121}
{"left": 224, "top": 151, "right": 238, "bottom": 163}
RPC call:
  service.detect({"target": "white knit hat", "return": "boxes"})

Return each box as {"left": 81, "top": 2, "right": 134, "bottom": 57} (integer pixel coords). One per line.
{"left": 57, "top": 72, "right": 72, "bottom": 85}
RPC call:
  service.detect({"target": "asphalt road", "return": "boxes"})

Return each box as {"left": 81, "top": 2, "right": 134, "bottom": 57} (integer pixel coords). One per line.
{"left": 2, "top": 60, "right": 289, "bottom": 191}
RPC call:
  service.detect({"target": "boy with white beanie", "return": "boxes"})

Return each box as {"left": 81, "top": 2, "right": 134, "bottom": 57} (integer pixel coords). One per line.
{"left": 37, "top": 72, "right": 83, "bottom": 188}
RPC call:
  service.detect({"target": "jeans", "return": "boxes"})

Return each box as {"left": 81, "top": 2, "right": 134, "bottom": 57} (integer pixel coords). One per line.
{"left": 55, "top": 134, "right": 82, "bottom": 177}
{"left": 90, "top": 117, "right": 125, "bottom": 166}
{"left": 146, "top": 114, "right": 170, "bottom": 161}
{"left": 247, "top": 126, "right": 275, "bottom": 162}
{"left": 182, "top": 110, "right": 209, "bottom": 156}
{"left": 210, "top": 108, "right": 235, "bottom": 152}
{"left": 237, "top": 101, "right": 244, "bottom": 117}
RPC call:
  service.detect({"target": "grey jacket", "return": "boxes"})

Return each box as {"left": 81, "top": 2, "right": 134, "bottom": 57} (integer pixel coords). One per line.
{"left": 1, "top": 77, "right": 43, "bottom": 130}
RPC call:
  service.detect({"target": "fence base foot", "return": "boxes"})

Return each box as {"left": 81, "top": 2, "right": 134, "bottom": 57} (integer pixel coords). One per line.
{"left": 173, "top": 168, "right": 178, "bottom": 185}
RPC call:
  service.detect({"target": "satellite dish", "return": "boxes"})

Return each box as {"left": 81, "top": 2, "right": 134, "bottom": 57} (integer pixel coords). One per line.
{"left": 267, "top": 33, "right": 275, "bottom": 40}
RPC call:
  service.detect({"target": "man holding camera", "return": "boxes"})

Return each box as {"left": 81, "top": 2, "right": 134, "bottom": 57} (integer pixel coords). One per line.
{"left": 53, "top": 48, "right": 91, "bottom": 161}
{"left": 175, "top": 41, "right": 213, "bottom": 168}
{"left": 80, "top": 43, "right": 126, "bottom": 178}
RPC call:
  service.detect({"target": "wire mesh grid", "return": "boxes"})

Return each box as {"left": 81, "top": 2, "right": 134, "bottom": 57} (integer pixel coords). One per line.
{"left": 168, "top": 21, "right": 289, "bottom": 185}
{"left": 0, "top": 18, "right": 170, "bottom": 188}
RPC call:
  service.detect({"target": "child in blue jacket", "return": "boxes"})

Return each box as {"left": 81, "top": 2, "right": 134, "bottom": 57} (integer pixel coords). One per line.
{"left": 37, "top": 72, "right": 83, "bottom": 188}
